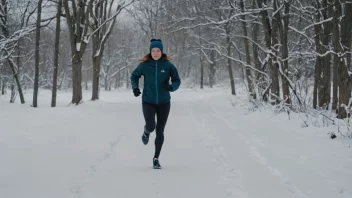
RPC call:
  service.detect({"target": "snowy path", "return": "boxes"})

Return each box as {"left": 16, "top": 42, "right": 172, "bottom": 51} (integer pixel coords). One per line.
{"left": 1, "top": 89, "right": 351, "bottom": 198}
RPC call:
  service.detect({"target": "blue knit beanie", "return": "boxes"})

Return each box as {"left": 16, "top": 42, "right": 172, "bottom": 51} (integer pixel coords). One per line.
{"left": 150, "top": 39, "right": 163, "bottom": 53}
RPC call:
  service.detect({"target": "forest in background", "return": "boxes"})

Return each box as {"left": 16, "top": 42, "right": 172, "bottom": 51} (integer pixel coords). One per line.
{"left": 0, "top": 0, "right": 351, "bottom": 120}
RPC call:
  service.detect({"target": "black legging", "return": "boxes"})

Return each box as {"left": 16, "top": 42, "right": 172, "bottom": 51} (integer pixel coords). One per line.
{"left": 142, "top": 101, "right": 171, "bottom": 159}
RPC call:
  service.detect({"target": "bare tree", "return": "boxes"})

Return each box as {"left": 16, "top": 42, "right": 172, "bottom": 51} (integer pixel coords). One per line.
{"left": 127, "top": 0, "right": 164, "bottom": 39}
{"left": 318, "top": 0, "right": 332, "bottom": 108}
{"left": 239, "top": 0, "right": 251, "bottom": 97}
{"left": 312, "top": 0, "right": 332, "bottom": 109}
{"left": 334, "top": 0, "right": 352, "bottom": 118}
{"left": 63, "top": 0, "right": 91, "bottom": 105}
{"left": 251, "top": 1, "right": 263, "bottom": 100}
{"left": 51, "top": 0, "right": 62, "bottom": 107}
{"left": 0, "top": 0, "right": 33, "bottom": 104}
{"left": 90, "top": 0, "right": 134, "bottom": 100}
{"left": 277, "top": 0, "right": 292, "bottom": 104}
{"left": 32, "top": 0, "right": 43, "bottom": 107}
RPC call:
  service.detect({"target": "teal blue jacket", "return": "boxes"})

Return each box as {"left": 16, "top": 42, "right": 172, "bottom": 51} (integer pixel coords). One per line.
{"left": 130, "top": 57, "right": 181, "bottom": 104}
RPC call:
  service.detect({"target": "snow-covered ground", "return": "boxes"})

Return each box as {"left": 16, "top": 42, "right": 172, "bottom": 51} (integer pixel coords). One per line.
{"left": 1, "top": 88, "right": 351, "bottom": 198}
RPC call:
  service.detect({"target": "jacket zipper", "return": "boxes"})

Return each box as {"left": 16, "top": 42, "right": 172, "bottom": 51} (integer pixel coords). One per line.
{"left": 155, "top": 60, "right": 158, "bottom": 104}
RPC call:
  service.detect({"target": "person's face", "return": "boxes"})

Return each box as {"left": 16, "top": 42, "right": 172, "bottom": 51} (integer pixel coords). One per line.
{"left": 151, "top": 48, "right": 162, "bottom": 60}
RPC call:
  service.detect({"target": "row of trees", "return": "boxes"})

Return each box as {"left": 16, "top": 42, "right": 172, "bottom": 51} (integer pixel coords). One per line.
{"left": 0, "top": 0, "right": 352, "bottom": 119}
{"left": 147, "top": 0, "right": 352, "bottom": 119}
{"left": 0, "top": 0, "right": 135, "bottom": 107}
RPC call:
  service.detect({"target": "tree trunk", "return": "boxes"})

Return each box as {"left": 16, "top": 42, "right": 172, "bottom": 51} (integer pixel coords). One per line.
{"left": 33, "top": 0, "right": 43, "bottom": 107}
{"left": 85, "top": 69, "right": 89, "bottom": 91}
{"left": 1, "top": 77, "right": 5, "bottom": 95}
{"left": 332, "top": 53, "right": 338, "bottom": 110}
{"left": 270, "top": 0, "right": 280, "bottom": 104}
{"left": 89, "top": 1, "right": 121, "bottom": 98}
{"left": 0, "top": 0, "right": 25, "bottom": 103}
{"left": 199, "top": 27, "right": 204, "bottom": 89}
{"left": 337, "top": 0, "right": 352, "bottom": 118}
{"left": 332, "top": 0, "right": 342, "bottom": 114}
{"left": 331, "top": 0, "right": 338, "bottom": 110}
{"left": 92, "top": 36, "right": 101, "bottom": 100}
{"left": 7, "top": 57, "right": 25, "bottom": 103}
{"left": 348, "top": 41, "right": 352, "bottom": 71}
{"left": 115, "top": 74, "right": 118, "bottom": 89}
{"left": 51, "top": 0, "right": 62, "bottom": 107}
{"left": 63, "top": 0, "right": 90, "bottom": 105}
{"left": 313, "top": 56, "right": 322, "bottom": 109}
{"left": 125, "top": 67, "right": 129, "bottom": 89}
{"left": 224, "top": 18, "right": 235, "bottom": 95}
{"left": 92, "top": 55, "right": 101, "bottom": 98}
{"left": 118, "top": 69, "right": 122, "bottom": 88}
{"left": 313, "top": 7, "right": 323, "bottom": 109}
{"left": 318, "top": 0, "right": 332, "bottom": 108}
{"left": 186, "top": 59, "right": 191, "bottom": 78}
{"left": 252, "top": 2, "right": 262, "bottom": 100}
{"left": 104, "top": 65, "right": 110, "bottom": 91}
{"left": 10, "top": 76, "right": 16, "bottom": 103}
{"left": 200, "top": 54, "right": 204, "bottom": 89}
{"left": 257, "top": 0, "right": 275, "bottom": 103}
{"left": 16, "top": 38, "right": 21, "bottom": 90}
{"left": 278, "top": 0, "right": 291, "bottom": 104}
{"left": 240, "top": 0, "right": 252, "bottom": 97}
{"left": 343, "top": 1, "right": 352, "bottom": 79}
{"left": 0, "top": 64, "right": 4, "bottom": 95}
{"left": 209, "top": 50, "right": 216, "bottom": 88}
{"left": 59, "top": 71, "right": 65, "bottom": 90}
{"left": 72, "top": 53, "right": 83, "bottom": 104}
{"left": 227, "top": 36, "right": 235, "bottom": 95}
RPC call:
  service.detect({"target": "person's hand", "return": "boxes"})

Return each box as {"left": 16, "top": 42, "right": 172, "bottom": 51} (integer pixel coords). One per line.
{"left": 133, "top": 88, "right": 141, "bottom": 97}
{"left": 163, "top": 80, "right": 173, "bottom": 91}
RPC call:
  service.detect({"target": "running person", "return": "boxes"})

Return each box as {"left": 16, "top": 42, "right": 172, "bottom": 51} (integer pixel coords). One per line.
{"left": 130, "top": 39, "right": 181, "bottom": 169}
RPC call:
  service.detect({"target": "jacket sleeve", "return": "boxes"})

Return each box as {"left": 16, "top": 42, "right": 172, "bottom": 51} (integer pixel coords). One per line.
{"left": 169, "top": 62, "right": 181, "bottom": 92}
{"left": 130, "top": 63, "right": 143, "bottom": 89}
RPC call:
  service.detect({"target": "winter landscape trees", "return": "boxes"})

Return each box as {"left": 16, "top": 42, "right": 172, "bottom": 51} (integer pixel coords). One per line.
{"left": 0, "top": 0, "right": 351, "bottom": 119}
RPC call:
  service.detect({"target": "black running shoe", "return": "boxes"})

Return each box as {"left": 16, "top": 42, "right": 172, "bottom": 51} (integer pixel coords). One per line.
{"left": 142, "top": 132, "right": 149, "bottom": 145}
{"left": 153, "top": 158, "right": 161, "bottom": 169}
